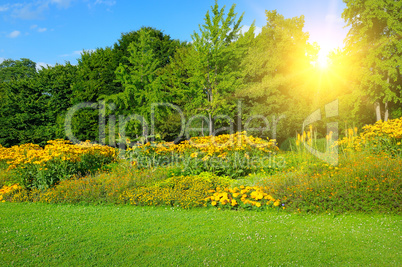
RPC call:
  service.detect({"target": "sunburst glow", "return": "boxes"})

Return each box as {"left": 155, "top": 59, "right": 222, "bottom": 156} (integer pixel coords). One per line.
{"left": 317, "top": 49, "right": 330, "bottom": 69}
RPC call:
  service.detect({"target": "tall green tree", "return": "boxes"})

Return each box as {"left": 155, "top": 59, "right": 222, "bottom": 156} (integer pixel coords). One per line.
{"left": 113, "top": 26, "right": 181, "bottom": 70}
{"left": 73, "top": 48, "right": 121, "bottom": 103}
{"left": 0, "top": 77, "right": 51, "bottom": 146}
{"left": 238, "top": 10, "right": 315, "bottom": 141}
{"left": 105, "top": 28, "right": 181, "bottom": 142}
{"left": 0, "top": 58, "right": 43, "bottom": 146}
{"left": 0, "top": 58, "right": 37, "bottom": 82}
{"left": 37, "top": 63, "right": 78, "bottom": 139}
{"left": 342, "top": 0, "right": 402, "bottom": 121}
{"left": 189, "top": 0, "right": 247, "bottom": 135}
{"left": 69, "top": 48, "right": 121, "bottom": 142}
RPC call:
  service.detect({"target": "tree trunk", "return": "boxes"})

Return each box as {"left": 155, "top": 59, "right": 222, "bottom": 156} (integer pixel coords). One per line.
{"left": 384, "top": 74, "right": 390, "bottom": 121}
{"left": 374, "top": 101, "right": 382, "bottom": 121}
{"left": 384, "top": 101, "right": 389, "bottom": 122}
{"left": 142, "top": 120, "right": 148, "bottom": 143}
{"left": 208, "top": 113, "right": 213, "bottom": 136}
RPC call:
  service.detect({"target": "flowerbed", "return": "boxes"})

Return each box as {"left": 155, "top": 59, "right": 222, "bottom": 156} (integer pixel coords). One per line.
{"left": 0, "top": 139, "right": 117, "bottom": 189}
{"left": 128, "top": 132, "right": 280, "bottom": 178}
{"left": 337, "top": 117, "right": 402, "bottom": 155}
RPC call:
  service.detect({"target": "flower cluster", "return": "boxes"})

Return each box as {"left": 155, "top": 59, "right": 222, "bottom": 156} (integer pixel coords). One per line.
{"left": 0, "top": 184, "right": 21, "bottom": 202}
{"left": 205, "top": 185, "right": 282, "bottom": 210}
{"left": 130, "top": 132, "right": 277, "bottom": 156}
{"left": 119, "top": 173, "right": 231, "bottom": 209}
{"left": 257, "top": 152, "right": 402, "bottom": 213}
{"left": 0, "top": 140, "right": 117, "bottom": 189}
{"left": 128, "top": 132, "right": 280, "bottom": 178}
{"left": 0, "top": 139, "right": 116, "bottom": 170}
{"left": 336, "top": 117, "right": 402, "bottom": 153}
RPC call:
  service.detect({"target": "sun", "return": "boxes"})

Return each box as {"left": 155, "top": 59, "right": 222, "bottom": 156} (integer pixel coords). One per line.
{"left": 317, "top": 51, "right": 329, "bottom": 69}
{"left": 310, "top": 46, "right": 332, "bottom": 70}
{"left": 316, "top": 48, "right": 330, "bottom": 69}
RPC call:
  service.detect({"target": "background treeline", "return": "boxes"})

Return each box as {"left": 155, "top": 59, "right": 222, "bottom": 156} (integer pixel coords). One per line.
{"left": 0, "top": 0, "right": 401, "bottom": 148}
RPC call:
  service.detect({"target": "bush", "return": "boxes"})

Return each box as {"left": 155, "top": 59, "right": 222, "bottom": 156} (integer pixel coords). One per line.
{"left": 127, "top": 132, "right": 280, "bottom": 178}
{"left": 256, "top": 153, "right": 402, "bottom": 213}
{"left": 204, "top": 185, "right": 284, "bottom": 211}
{"left": 337, "top": 117, "right": 402, "bottom": 156}
{"left": 0, "top": 140, "right": 117, "bottom": 189}
{"left": 119, "top": 172, "right": 231, "bottom": 208}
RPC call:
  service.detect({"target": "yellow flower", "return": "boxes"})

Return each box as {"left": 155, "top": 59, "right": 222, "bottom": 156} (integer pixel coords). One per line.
{"left": 201, "top": 155, "right": 210, "bottom": 161}
{"left": 231, "top": 199, "right": 238, "bottom": 206}
{"left": 211, "top": 201, "right": 217, "bottom": 206}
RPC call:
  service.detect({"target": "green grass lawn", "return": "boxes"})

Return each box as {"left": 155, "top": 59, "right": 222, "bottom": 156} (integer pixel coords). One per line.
{"left": 1, "top": 203, "right": 401, "bottom": 266}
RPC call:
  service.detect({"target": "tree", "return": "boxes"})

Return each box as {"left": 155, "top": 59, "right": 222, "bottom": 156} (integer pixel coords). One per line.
{"left": 188, "top": 0, "right": 247, "bottom": 135}
{"left": 342, "top": 0, "right": 402, "bottom": 121}
{"left": 0, "top": 77, "right": 51, "bottom": 146}
{"left": 105, "top": 28, "right": 181, "bottom": 142}
{"left": 0, "top": 58, "right": 37, "bottom": 82}
{"left": 69, "top": 48, "right": 121, "bottom": 142}
{"left": 37, "top": 63, "right": 78, "bottom": 139}
{"left": 73, "top": 48, "right": 121, "bottom": 103}
{"left": 113, "top": 26, "right": 181, "bottom": 70}
{"left": 238, "top": 10, "right": 315, "bottom": 141}
{"left": 0, "top": 58, "right": 43, "bottom": 146}
{"left": 0, "top": 62, "right": 79, "bottom": 146}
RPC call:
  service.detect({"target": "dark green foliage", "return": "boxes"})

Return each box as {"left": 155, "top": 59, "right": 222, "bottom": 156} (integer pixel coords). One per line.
{"left": 0, "top": 63, "right": 77, "bottom": 146}
{"left": 0, "top": 78, "right": 52, "bottom": 146}
{"left": 0, "top": 58, "right": 37, "bottom": 82}
{"left": 104, "top": 28, "right": 183, "bottom": 143}
{"left": 113, "top": 26, "right": 181, "bottom": 69}
{"left": 69, "top": 48, "right": 121, "bottom": 142}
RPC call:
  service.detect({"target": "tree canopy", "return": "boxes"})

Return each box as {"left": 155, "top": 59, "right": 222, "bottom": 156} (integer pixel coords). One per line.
{"left": 1, "top": 1, "right": 400, "bottom": 147}
{"left": 342, "top": 0, "right": 402, "bottom": 121}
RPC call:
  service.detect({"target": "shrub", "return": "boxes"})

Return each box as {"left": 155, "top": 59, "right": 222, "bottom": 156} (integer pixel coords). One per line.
{"left": 337, "top": 117, "right": 402, "bottom": 156}
{"left": 0, "top": 140, "right": 117, "bottom": 189}
{"left": 119, "top": 172, "right": 232, "bottom": 208}
{"left": 32, "top": 163, "right": 169, "bottom": 204}
{"left": 256, "top": 153, "right": 402, "bottom": 213}
{"left": 204, "top": 185, "right": 284, "bottom": 211}
{"left": 127, "top": 132, "right": 280, "bottom": 178}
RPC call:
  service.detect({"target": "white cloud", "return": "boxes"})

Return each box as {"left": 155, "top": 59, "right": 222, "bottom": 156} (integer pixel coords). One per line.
{"left": 50, "top": 0, "right": 73, "bottom": 9}
{"left": 8, "top": 30, "right": 21, "bottom": 38}
{"left": 11, "top": 2, "right": 48, "bottom": 20}
{"left": 36, "top": 62, "right": 53, "bottom": 71}
{"left": 30, "top": 25, "right": 48, "bottom": 33}
{"left": 6, "top": 1, "right": 72, "bottom": 20}
{"left": 95, "top": 0, "right": 116, "bottom": 6}
{"left": 59, "top": 50, "right": 83, "bottom": 57}
{"left": 59, "top": 49, "right": 96, "bottom": 58}
{"left": 0, "top": 4, "right": 10, "bottom": 12}
{"left": 88, "top": 0, "right": 116, "bottom": 9}
{"left": 0, "top": 57, "right": 4, "bottom": 64}
{"left": 241, "top": 25, "right": 262, "bottom": 36}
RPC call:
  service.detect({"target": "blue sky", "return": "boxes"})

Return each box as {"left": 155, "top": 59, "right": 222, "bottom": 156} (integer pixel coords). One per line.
{"left": 0, "top": 0, "right": 348, "bottom": 68}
